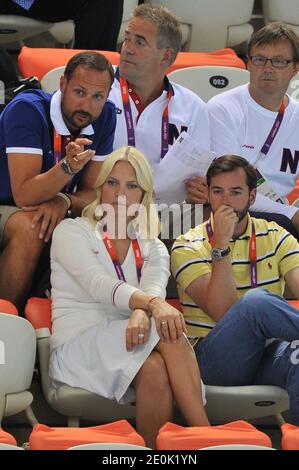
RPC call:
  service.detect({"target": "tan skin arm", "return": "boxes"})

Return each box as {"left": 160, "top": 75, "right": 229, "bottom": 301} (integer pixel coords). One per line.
{"left": 8, "top": 137, "right": 94, "bottom": 207}
{"left": 285, "top": 267, "right": 299, "bottom": 300}
{"left": 186, "top": 205, "right": 239, "bottom": 321}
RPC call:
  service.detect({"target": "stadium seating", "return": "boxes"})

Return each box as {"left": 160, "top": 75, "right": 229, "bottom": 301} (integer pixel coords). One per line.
{"left": 18, "top": 46, "right": 245, "bottom": 82}
{"left": 18, "top": 46, "right": 120, "bottom": 81}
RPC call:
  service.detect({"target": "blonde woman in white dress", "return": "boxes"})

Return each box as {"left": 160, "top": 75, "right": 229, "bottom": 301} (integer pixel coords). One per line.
{"left": 49, "top": 146, "right": 208, "bottom": 448}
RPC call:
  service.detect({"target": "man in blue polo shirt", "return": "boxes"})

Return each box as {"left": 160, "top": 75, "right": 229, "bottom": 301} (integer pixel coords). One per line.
{"left": 0, "top": 51, "right": 116, "bottom": 310}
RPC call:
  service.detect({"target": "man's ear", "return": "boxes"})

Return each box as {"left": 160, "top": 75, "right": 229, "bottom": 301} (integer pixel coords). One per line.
{"left": 250, "top": 188, "right": 257, "bottom": 205}
{"left": 60, "top": 75, "right": 66, "bottom": 92}
{"left": 161, "top": 48, "right": 174, "bottom": 67}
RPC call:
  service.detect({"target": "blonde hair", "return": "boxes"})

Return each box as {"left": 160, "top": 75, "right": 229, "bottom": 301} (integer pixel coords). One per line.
{"left": 82, "top": 146, "right": 161, "bottom": 238}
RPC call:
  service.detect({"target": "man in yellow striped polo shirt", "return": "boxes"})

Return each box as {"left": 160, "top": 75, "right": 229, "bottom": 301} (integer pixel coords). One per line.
{"left": 171, "top": 155, "right": 299, "bottom": 424}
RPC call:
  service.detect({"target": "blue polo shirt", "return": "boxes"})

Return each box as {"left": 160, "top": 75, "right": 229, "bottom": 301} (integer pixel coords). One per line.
{"left": 0, "top": 89, "right": 116, "bottom": 205}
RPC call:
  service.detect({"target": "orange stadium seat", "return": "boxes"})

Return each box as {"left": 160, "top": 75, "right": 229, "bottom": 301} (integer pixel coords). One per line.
{"left": 29, "top": 420, "right": 144, "bottom": 450}
{"left": 18, "top": 46, "right": 245, "bottom": 81}
{"left": 18, "top": 46, "right": 120, "bottom": 81}
{"left": 0, "top": 299, "right": 18, "bottom": 316}
{"left": 25, "top": 297, "right": 52, "bottom": 332}
{"left": 0, "top": 428, "right": 17, "bottom": 446}
{"left": 287, "top": 179, "right": 299, "bottom": 205}
{"left": 156, "top": 420, "right": 272, "bottom": 450}
{"left": 167, "top": 48, "right": 246, "bottom": 74}
{"left": 281, "top": 423, "right": 299, "bottom": 450}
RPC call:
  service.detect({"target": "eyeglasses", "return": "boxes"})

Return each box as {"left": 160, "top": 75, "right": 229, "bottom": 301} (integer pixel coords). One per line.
{"left": 248, "top": 55, "right": 296, "bottom": 69}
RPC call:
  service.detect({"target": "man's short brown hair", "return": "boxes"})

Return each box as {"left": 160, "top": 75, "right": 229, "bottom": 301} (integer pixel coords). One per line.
{"left": 248, "top": 22, "right": 299, "bottom": 63}
{"left": 207, "top": 155, "right": 257, "bottom": 191}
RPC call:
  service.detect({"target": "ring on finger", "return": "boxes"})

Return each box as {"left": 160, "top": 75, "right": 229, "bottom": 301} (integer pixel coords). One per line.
{"left": 138, "top": 333, "right": 145, "bottom": 339}
{"left": 161, "top": 321, "right": 167, "bottom": 326}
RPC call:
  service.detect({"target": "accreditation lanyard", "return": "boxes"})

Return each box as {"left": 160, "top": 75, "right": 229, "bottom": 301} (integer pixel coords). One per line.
{"left": 53, "top": 131, "right": 68, "bottom": 165}
{"left": 53, "top": 131, "right": 74, "bottom": 191}
{"left": 260, "top": 100, "right": 285, "bottom": 157}
{"left": 206, "top": 219, "right": 258, "bottom": 288}
{"left": 119, "top": 74, "right": 174, "bottom": 159}
{"left": 102, "top": 227, "right": 143, "bottom": 283}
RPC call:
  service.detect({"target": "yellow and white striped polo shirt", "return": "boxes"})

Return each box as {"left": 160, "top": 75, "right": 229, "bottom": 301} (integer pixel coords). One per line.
{"left": 171, "top": 215, "right": 299, "bottom": 341}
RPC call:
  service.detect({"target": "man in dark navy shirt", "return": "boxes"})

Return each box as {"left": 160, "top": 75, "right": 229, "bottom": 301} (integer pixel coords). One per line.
{"left": 0, "top": 51, "right": 116, "bottom": 310}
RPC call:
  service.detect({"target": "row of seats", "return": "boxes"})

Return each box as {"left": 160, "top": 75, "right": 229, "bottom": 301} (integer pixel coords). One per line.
{"left": 2, "top": 419, "right": 299, "bottom": 450}
{"left": 0, "top": 298, "right": 292, "bottom": 431}
{"left": 0, "top": 0, "right": 255, "bottom": 52}
{"left": 17, "top": 45, "right": 299, "bottom": 103}
{"left": 17, "top": 45, "right": 246, "bottom": 81}
{"left": 39, "top": 62, "right": 299, "bottom": 104}
{"left": 2, "top": 1, "right": 299, "bottom": 52}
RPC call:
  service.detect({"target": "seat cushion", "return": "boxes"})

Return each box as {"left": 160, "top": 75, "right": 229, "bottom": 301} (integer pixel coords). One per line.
{"left": 0, "top": 428, "right": 17, "bottom": 445}
{"left": 29, "top": 420, "right": 144, "bottom": 450}
{"left": 156, "top": 420, "right": 272, "bottom": 450}
{"left": 167, "top": 48, "right": 246, "bottom": 74}
{"left": 281, "top": 423, "right": 299, "bottom": 450}
{"left": 18, "top": 47, "right": 120, "bottom": 80}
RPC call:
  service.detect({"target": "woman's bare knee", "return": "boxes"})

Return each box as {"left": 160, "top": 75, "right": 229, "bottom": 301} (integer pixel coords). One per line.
{"left": 135, "top": 351, "right": 170, "bottom": 393}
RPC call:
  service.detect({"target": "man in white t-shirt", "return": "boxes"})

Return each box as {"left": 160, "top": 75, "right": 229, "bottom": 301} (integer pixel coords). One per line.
{"left": 108, "top": 3, "right": 211, "bottom": 206}
{"left": 207, "top": 22, "right": 299, "bottom": 236}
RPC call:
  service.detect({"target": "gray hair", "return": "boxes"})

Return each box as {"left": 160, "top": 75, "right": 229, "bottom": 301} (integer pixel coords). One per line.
{"left": 133, "top": 3, "right": 182, "bottom": 65}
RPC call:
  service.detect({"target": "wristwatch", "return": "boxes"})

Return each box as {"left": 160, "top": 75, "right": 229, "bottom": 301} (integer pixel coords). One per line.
{"left": 60, "top": 157, "right": 77, "bottom": 176}
{"left": 211, "top": 246, "right": 231, "bottom": 260}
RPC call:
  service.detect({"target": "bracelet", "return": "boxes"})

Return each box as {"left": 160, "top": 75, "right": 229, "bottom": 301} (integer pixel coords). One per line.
{"left": 56, "top": 192, "right": 72, "bottom": 210}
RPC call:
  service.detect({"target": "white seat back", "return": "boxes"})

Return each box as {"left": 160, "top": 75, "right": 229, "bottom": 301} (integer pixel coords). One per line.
{"left": 41, "top": 66, "right": 65, "bottom": 93}
{"left": 117, "top": 0, "right": 139, "bottom": 49}
{"left": 0, "top": 313, "right": 36, "bottom": 423}
{"left": 262, "top": 0, "right": 299, "bottom": 36}
{"left": 0, "top": 443, "right": 24, "bottom": 450}
{"left": 0, "top": 15, "right": 52, "bottom": 45}
{"left": 144, "top": 0, "right": 254, "bottom": 51}
{"left": 287, "top": 72, "right": 299, "bottom": 101}
{"left": 200, "top": 444, "right": 275, "bottom": 450}
{"left": 68, "top": 442, "right": 151, "bottom": 450}
{"left": 168, "top": 65, "right": 249, "bottom": 102}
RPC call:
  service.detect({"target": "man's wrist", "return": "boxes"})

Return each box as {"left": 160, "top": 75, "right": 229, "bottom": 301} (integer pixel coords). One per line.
{"left": 60, "top": 157, "right": 78, "bottom": 176}
{"left": 211, "top": 246, "right": 231, "bottom": 260}
{"left": 56, "top": 192, "right": 73, "bottom": 216}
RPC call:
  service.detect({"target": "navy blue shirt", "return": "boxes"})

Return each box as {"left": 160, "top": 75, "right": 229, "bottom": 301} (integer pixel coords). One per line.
{"left": 0, "top": 89, "right": 116, "bottom": 204}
